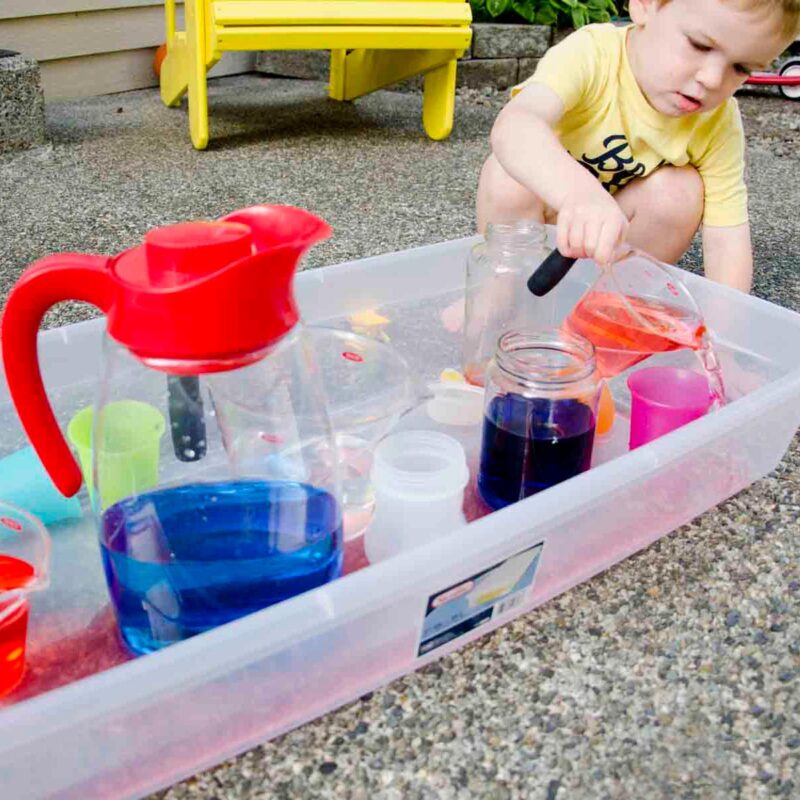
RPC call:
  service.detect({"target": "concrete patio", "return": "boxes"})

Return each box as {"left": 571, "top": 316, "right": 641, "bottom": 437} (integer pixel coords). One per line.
{"left": 1, "top": 73, "right": 799, "bottom": 799}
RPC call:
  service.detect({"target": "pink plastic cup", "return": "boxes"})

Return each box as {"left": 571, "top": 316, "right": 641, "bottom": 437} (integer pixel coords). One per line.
{"left": 627, "top": 367, "right": 713, "bottom": 449}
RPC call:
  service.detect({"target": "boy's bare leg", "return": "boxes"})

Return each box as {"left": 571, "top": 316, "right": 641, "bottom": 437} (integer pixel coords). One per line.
{"left": 477, "top": 156, "right": 704, "bottom": 264}
{"left": 615, "top": 165, "right": 704, "bottom": 264}
{"left": 476, "top": 153, "right": 546, "bottom": 233}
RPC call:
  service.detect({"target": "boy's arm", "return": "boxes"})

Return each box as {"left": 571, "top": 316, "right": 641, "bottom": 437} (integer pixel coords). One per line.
{"left": 691, "top": 100, "right": 750, "bottom": 291}
{"left": 702, "top": 223, "right": 753, "bottom": 293}
{"left": 491, "top": 83, "right": 629, "bottom": 266}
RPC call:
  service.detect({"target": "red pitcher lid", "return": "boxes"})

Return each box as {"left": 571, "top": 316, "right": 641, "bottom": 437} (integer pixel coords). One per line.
{"left": 102, "top": 206, "right": 331, "bottom": 370}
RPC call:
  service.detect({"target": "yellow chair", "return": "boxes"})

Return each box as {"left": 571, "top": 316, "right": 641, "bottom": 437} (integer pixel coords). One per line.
{"left": 159, "top": 0, "right": 473, "bottom": 150}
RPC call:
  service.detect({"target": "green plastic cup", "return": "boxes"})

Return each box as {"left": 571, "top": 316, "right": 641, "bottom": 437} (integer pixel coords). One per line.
{"left": 67, "top": 401, "right": 166, "bottom": 510}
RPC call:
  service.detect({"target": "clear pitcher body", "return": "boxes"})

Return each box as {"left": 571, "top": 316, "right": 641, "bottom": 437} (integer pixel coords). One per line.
{"left": 84, "top": 328, "right": 342, "bottom": 654}
{"left": 0, "top": 205, "right": 346, "bottom": 656}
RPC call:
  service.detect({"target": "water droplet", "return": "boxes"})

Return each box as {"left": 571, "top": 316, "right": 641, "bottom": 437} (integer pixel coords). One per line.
{"left": 699, "top": 336, "right": 727, "bottom": 407}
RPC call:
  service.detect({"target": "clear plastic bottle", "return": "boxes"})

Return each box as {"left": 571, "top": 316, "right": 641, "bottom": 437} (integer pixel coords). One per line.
{"left": 463, "top": 220, "right": 551, "bottom": 387}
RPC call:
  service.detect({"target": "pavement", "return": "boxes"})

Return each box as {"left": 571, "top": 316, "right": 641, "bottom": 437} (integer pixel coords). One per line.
{"left": 1, "top": 74, "right": 799, "bottom": 799}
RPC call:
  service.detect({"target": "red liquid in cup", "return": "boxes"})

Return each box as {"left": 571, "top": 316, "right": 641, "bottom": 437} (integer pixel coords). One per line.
{"left": 565, "top": 292, "right": 726, "bottom": 406}
{"left": 466, "top": 294, "right": 704, "bottom": 385}
{"left": 564, "top": 292, "right": 705, "bottom": 378}
{"left": 0, "top": 597, "right": 29, "bottom": 699}
{"left": 0, "top": 555, "right": 36, "bottom": 699}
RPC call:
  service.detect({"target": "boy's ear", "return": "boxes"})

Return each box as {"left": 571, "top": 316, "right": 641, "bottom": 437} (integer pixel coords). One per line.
{"left": 629, "top": 0, "right": 658, "bottom": 25}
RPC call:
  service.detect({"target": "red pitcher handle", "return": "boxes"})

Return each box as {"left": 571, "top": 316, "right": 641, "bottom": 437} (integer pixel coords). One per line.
{"left": 1, "top": 254, "right": 114, "bottom": 497}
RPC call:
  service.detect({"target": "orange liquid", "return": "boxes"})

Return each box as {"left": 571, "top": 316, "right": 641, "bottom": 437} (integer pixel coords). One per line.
{"left": 464, "top": 363, "right": 484, "bottom": 387}
{"left": 0, "top": 597, "right": 29, "bottom": 699}
{"left": 596, "top": 382, "right": 615, "bottom": 435}
{"left": 564, "top": 292, "right": 706, "bottom": 379}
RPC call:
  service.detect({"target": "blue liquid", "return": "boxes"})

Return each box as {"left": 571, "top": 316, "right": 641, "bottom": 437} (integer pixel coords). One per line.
{"left": 478, "top": 394, "right": 595, "bottom": 510}
{"left": 100, "top": 480, "right": 342, "bottom": 654}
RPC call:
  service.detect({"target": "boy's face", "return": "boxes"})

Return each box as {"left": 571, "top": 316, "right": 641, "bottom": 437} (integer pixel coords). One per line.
{"left": 629, "top": 0, "right": 792, "bottom": 116}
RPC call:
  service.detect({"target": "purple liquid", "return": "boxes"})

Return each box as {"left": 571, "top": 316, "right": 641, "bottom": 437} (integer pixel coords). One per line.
{"left": 478, "top": 394, "right": 595, "bottom": 510}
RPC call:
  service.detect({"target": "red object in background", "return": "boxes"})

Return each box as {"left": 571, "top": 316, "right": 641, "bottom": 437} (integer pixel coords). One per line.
{"left": 743, "top": 58, "right": 800, "bottom": 99}
{"left": 745, "top": 73, "right": 800, "bottom": 85}
{"left": 153, "top": 43, "right": 167, "bottom": 78}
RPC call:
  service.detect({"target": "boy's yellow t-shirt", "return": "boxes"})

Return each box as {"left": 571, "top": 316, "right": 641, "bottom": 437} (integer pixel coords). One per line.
{"left": 513, "top": 23, "right": 748, "bottom": 227}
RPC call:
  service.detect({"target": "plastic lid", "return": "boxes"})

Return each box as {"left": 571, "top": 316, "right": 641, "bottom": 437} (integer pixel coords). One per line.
{"left": 102, "top": 207, "right": 331, "bottom": 367}
{"left": 425, "top": 382, "right": 484, "bottom": 426}
{"left": 371, "top": 431, "right": 469, "bottom": 499}
{"left": 142, "top": 221, "right": 253, "bottom": 287}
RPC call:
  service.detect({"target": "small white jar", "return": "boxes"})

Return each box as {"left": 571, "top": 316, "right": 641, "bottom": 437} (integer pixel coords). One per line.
{"left": 364, "top": 431, "right": 469, "bottom": 563}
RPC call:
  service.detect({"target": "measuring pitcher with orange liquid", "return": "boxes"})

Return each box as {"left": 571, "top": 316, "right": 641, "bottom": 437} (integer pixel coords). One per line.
{"left": 560, "top": 247, "right": 726, "bottom": 406}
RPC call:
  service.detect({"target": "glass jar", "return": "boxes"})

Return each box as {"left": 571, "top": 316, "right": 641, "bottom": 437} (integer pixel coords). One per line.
{"left": 478, "top": 329, "right": 601, "bottom": 510}
{"left": 463, "top": 220, "right": 551, "bottom": 387}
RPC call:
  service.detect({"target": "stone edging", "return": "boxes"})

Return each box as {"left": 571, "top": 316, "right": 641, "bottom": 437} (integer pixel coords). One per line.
{"left": 0, "top": 51, "right": 47, "bottom": 153}
{"left": 255, "top": 23, "right": 570, "bottom": 91}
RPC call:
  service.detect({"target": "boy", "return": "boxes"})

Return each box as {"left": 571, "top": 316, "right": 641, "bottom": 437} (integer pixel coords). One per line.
{"left": 476, "top": 0, "right": 800, "bottom": 292}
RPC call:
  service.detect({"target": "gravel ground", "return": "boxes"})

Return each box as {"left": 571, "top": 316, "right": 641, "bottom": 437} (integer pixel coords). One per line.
{"left": 1, "top": 76, "right": 798, "bottom": 799}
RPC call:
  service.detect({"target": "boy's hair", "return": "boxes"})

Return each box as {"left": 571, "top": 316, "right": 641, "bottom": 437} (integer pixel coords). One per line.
{"left": 658, "top": 0, "right": 800, "bottom": 37}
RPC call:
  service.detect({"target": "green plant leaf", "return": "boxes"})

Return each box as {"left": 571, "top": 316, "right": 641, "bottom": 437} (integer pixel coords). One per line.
{"left": 571, "top": 6, "right": 589, "bottom": 26}
{"left": 535, "top": 6, "right": 559, "bottom": 24}
{"left": 473, "top": 0, "right": 625, "bottom": 28}
{"left": 486, "top": 0, "right": 511, "bottom": 17}
{"left": 511, "top": 0, "right": 538, "bottom": 23}
{"left": 469, "top": 0, "right": 490, "bottom": 21}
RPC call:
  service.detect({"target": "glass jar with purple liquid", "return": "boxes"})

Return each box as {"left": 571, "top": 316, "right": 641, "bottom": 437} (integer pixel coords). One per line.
{"left": 478, "top": 330, "right": 601, "bottom": 510}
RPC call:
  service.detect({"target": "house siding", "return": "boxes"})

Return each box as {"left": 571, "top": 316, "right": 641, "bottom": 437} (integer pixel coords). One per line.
{"left": 0, "top": 1, "right": 254, "bottom": 99}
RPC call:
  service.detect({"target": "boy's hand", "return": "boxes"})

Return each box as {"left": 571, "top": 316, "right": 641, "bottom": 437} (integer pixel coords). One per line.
{"left": 488, "top": 82, "right": 629, "bottom": 268}
{"left": 556, "top": 188, "right": 629, "bottom": 267}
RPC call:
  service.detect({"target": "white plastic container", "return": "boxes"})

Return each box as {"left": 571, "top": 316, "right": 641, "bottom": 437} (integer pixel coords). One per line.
{"left": 365, "top": 431, "right": 469, "bottom": 563}
{"left": 0, "top": 235, "right": 799, "bottom": 800}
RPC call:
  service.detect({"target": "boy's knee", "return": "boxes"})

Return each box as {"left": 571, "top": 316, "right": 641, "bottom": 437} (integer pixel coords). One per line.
{"left": 648, "top": 165, "right": 704, "bottom": 226}
{"left": 477, "top": 154, "right": 544, "bottom": 232}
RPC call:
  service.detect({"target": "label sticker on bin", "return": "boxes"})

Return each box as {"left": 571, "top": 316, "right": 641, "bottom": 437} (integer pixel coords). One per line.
{"left": 417, "top": 542, "right": 543, "bottom": 657}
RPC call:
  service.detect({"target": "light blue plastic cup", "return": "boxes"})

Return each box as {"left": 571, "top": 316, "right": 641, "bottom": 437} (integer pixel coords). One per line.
{"left": 0, "top": 446, "right": 82, "bottom": 525}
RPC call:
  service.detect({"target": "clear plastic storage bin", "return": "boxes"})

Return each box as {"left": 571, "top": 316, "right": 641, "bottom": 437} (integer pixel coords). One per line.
{"left": 1, "top": 236, "right": 799, "bottom": 799}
